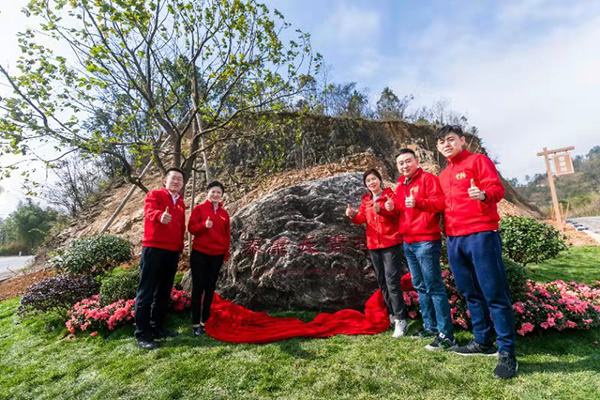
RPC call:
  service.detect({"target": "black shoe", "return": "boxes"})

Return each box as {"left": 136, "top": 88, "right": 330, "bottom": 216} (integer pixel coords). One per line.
{"left": 425, "top": 333, "right": 458, "bottom": 351}
{"left": 454, "top": 339, "right": 498, "bottom": 356}
{"left": 494, "top": 352, "right": 518, "bottom": 379}
{"left": 193, "top": 326, "right": 205, "bottom": 336}
{"left": 152, "top": 328, "right": 179, "bottom": 339}
{"left": 411, "top": 328, "right": 437, "bottom": 339}
{"left": 137, "top": 337, "right": 159, "bottom": 350}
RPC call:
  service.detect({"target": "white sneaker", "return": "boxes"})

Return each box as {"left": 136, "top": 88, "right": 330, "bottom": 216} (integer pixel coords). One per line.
{"left": 392, "top": 319, "right": 408, "bottom": 338}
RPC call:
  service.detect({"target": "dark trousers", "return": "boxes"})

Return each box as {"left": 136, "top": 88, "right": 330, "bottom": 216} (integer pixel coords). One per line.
{"left": 190, "top": 250, "right": 225, "bottom": 325}
{"left": 134, "top": 247, "right": 179, "bottom": 339}
{"left": 447, "top": 231, "right": 516, "bottom": 356}
{"left": 369, "top": 244, "right": 406, "bottom": 320}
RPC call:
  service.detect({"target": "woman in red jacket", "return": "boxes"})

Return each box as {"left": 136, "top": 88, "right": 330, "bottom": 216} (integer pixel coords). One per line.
{"left": 188, "top": 181, "right": 231, "bottom": 336}
{"left": 346, "top": 169, "right": 407, "bottom": 338}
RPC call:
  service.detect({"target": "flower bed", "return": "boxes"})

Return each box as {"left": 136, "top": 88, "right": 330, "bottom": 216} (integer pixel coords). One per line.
{"left": 66, "top": 289, "right": 191, "bottom": 336}
{"left": 513, "top": 280, "right": 600, "bottom": 335}
{"left": 403, "top": 272, "right": 600, "bottom": 336}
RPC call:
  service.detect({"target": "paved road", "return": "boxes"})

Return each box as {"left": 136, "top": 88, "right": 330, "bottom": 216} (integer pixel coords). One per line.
{"left": 569, "top": 217, "right": 600, "bottom": 234}
{"left": 0, "top": 256, "right": 35, "bottom": 279}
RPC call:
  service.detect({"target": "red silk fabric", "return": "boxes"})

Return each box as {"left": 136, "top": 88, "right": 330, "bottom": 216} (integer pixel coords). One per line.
{"left": 204, "top": 273, "right": 414, "bottom": 343}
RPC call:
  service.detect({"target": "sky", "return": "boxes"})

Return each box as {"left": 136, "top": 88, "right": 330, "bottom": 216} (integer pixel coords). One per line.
{"left": 1, "top": 0, "right": 600, "bottom": 216}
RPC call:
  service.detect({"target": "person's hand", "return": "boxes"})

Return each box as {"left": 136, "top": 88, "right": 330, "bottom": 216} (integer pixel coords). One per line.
{"left": 405, "top": 188, "right": 416, "bottom": 208}
{"left": 346, "top": 204, "right": 356, "bottom": 218}
{"left": 373, "top": 201, "right": 381, "bottom": 213}
{"left": 205, "top": 216, "right": 213, "bottom": 228}
{"left": 468, "top": 178, "right": 486, "bottom": 201}
{"left": 385, "top": 195, "right": 395, "bottom": 211}
{"left": 160, "top": 206, "right": 172, "bottom": 224}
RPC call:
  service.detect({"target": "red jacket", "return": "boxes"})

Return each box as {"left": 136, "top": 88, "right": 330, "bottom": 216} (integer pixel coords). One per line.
{"left": 188, "top": 200, "right": 231, "bottom": 260}
{"left": 142, "top": 188, "right": 186, "bottom": 251}
{"left": 351, "top": 187, "right": 402, "bottom": 250}
{"left": 395, "top": 168, "right": 445, "bottom": 243}
{"left": 438, "top": 149, "right": 505, "bottom": 237}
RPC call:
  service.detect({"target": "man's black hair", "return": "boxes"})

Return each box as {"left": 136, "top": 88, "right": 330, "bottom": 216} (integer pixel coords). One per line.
{"left": 164, "top": 167, "right": 185, "bottom": 179}
{"left": 436, "top": 125, "right": 465, "bottom": 139}
{"left": 362, "top": 168, "right": 383, "bottom": 187}
{"left": 395, "top": 148, "right": 417, "bottom": 159}
{"left": 207, "top": 180, "right": 225, "bottom": 193}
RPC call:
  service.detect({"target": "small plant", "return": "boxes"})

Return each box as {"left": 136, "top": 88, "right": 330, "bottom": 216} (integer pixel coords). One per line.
{"left": 98, "top": 267, "right": 139, "bottom": 306}
{"left": 50, "top": 234, "right": 133, "bottom": 276}
{"left": 19, "top": 274, "right": 99, "bottom": 317}
{"left": 499, "top": 216, "right": 569, "bottom": 266}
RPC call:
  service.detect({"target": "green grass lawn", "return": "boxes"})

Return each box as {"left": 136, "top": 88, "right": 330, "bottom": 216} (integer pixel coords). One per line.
{"left": 1, "top": 248, "right": 599, "bottom": 399}
{"left": 527, "top": 246, "right": 600, "bottom": 284}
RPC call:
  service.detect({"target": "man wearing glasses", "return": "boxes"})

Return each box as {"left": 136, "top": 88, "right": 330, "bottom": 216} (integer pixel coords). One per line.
{"left": 134, "top": 168, "right": 187, "bottom": 350}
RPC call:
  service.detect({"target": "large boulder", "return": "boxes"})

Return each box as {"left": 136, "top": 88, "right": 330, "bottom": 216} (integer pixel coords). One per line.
{"left": 219, "top": 173, "right": 383, "bottom": 312}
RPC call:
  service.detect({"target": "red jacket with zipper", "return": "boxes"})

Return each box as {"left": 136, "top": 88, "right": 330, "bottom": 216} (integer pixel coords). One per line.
{"left": 351, "top": 187, "right": 402, "bottom": 250}
{"left": 188, "top": 199, "right": 231, "bottom": 260}
{"left": 438, "top": 149, "right": 505, "bottom": 237}
{"left": 394, "top": 168, "right": 445, "bottom": 243}
{"left": 142, "top": 188, "right": 186, "bottom": 252}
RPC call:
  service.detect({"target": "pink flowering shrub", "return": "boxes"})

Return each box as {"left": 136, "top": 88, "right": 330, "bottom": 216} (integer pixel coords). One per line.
{"left": 66, "top": 288, "right": 191, "bottom": 335}
{"left": 512, "top": 280, "right": 600, "bottom": 335}
{"left": 403, "top": 272, "right": 600, "bottom": 336}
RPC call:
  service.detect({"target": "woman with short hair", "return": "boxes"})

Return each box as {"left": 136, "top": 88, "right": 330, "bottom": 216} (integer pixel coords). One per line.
{"left": 188, "top": 181, "right": 231, "bottom": 336}
{"left": 346, "top": 169, "right": 407, "bottom": 338}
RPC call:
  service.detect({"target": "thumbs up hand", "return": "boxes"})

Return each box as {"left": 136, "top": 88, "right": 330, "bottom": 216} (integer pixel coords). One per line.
{"left": 385, "top": 195, "right": 395, "bottom": 211}
{"left": 205, "top": 216, "right": 213, "bottom": 228}
{"left": 405, "top": 188, "right": 416, "bottom": 208}
{"left": 346, "top": 204, "right": 356, "bottom": 218}
{"left": 468, "top": 178, "right": 486, "bottom": 201}
{"left": 373, "top": 200, "right": 381, "bottom": 214}
{"left": 160, "top": 206, "right": 172, "bottom": 224}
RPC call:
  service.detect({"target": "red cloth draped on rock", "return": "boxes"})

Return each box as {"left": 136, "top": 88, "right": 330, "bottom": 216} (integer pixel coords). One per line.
{"left": 203, "top": 273, "right": 414, "bottom": 343}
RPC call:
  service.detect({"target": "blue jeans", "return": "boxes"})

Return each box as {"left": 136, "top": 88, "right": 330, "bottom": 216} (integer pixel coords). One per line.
{"left": 447, "top": 231, "right": 516, "bottom": 356}
{"left": 404, "top": 240, "right": 454, "bottom": 338}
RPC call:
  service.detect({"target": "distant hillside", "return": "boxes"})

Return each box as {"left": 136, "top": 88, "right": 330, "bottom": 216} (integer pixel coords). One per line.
{"left": 513, "top": 146, "right": 600, "bottom": 217}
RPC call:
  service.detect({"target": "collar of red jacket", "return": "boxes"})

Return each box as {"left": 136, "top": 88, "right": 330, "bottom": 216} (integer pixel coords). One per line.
{"left": 202, "top": 198, "right": 223, "bottom": 209}
{"left": 362, "top": 187, "right": 394, "bottom": 201}
{"left": 160, "top": 187, "right": 182, "bottom": 201}
{"left": 397, "top": 167, "right": 423, "bottom": 185}
{"left": 447, "top": 149, "right": 472, "bottom": 165}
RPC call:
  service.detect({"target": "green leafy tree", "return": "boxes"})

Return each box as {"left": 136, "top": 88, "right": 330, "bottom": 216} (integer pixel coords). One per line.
{"left": 321, "top": 82, "right": 370, "bottom": 118}
{"left": 4, "top": 199, "right": 59, "bottom": 252}
{"left": 375, "top": 87, "right": 413, "bottom": 120}
{"left": 0, "top": 0, "right": 321, "bottom": 192}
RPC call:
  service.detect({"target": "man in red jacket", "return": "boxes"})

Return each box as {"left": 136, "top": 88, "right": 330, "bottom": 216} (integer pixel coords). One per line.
{"left": 394, "top": 148, "right": 456, "bottom": 351}
{"left": 436, "top": 125, "right": 517, "bottom": 379}
{"left": 134, "top": 168, "right": 186, "bottom": 350}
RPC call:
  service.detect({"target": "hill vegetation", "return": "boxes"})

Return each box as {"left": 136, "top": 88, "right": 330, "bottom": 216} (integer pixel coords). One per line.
{"left": 511, "top": 146, "right": 600, "bottom": 217}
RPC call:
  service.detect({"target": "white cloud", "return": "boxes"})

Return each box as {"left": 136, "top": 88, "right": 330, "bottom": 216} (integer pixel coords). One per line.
{"left": 319, "top": 4, "right": 381, "bottom": 47}
{"left": 384, "top": 3, "right": 600, "bottom": 181}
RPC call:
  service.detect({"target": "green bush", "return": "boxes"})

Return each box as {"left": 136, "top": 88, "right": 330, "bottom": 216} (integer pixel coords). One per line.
{"left": 50, "top": 234, "right": 133, "bottom": 276}
{"left": 173, "top": 271, "right": 184, "bottom": 290}
{"left": 503, "top": 258, "right": 529, "bottom": 299}
{"left": 499, "top": 216, "right": 569, "bottom": 266}
{"left": 98, "top": 267, "right": 139, "bottom": 306}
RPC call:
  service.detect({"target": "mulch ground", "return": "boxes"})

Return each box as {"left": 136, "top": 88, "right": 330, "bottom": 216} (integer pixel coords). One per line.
{"left": 0, "top": 269, "right": 56, "bottom": 302}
